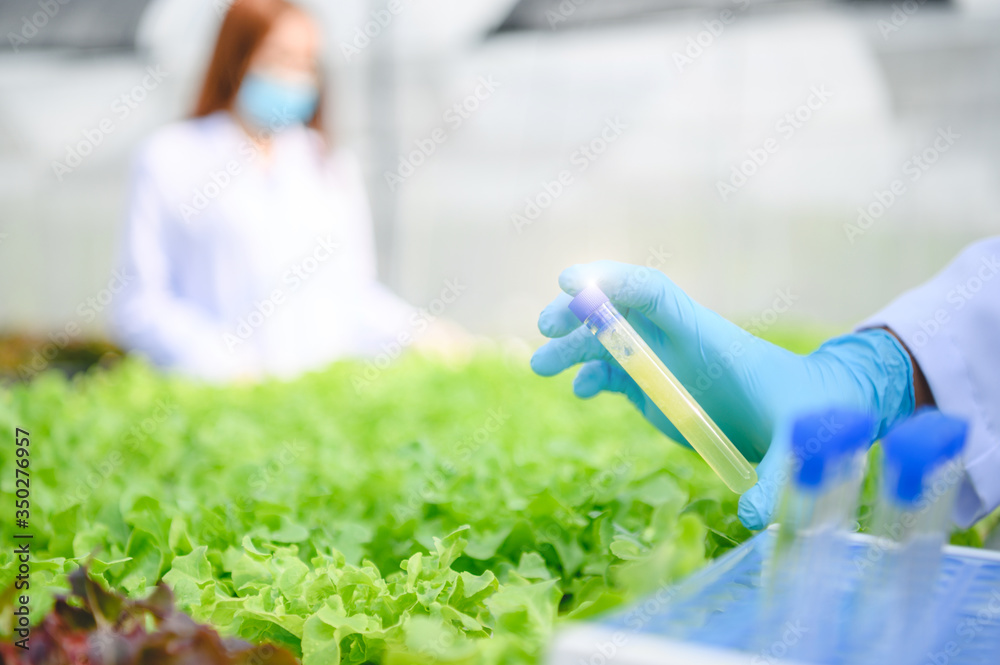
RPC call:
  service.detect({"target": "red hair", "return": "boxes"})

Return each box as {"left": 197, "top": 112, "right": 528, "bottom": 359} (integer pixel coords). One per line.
{"left": 193, "top": 0, "right": 325, "bottom": 134}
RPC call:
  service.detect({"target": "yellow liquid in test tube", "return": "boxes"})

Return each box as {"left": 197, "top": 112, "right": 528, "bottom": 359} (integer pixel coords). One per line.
{"left": 570, "top": 286, "right": 757, "bottom": 494}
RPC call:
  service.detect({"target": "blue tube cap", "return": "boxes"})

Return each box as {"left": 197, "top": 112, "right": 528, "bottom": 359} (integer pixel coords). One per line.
{"left": 791, "top": 408, "right": 876, "bottom": 488}
{"left": 883, "top": 410, "right": 968, "bottom": 504}
{"left": 569, "top": 285, "right": 611, "bottom": 323}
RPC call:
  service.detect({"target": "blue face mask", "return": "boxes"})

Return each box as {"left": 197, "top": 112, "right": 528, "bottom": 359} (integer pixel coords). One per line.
{"left": 235, "top": 72, "right": 319, "bottom": 132}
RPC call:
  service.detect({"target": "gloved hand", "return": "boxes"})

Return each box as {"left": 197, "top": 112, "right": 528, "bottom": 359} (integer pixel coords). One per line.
{"left": 531, "top": 261, "right": 915, "bottom": 529}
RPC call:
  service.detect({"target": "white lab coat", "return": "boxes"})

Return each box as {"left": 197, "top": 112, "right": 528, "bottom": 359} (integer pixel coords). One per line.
{"left": 112, "top": 111, "right": 414, "bottom": 381}
{"left": 860, "top": 237, "right": 1000, "bottom": 528}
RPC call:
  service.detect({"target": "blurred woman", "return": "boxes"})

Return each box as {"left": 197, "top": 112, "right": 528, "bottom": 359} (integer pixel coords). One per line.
{"left": 113, "top": 0, "right": 425, "bottom": 381}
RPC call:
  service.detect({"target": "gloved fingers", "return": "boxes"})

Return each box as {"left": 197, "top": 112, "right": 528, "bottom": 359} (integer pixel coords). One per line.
{"left": 538, "top": 292, "right": 582, "bottom": 338}
{"left": 572, "top": 360, "right": 613, "bottom": 398}
{"left": 530, "top": 326, "right": 608, "bottom": 377}
{"left": 737, "top": 421, "right": 791, "bottom": 531}
{"left": 573, "top": 360, "right": 643, "bottom": 404}
{"left": 542, "top": 292, "right": 671, "bottom": 360}
{"left": 623, "top": 307, "right": 672, "bottom": 353}
{"left": 558, "top": 261, "right": 701, "bottom": 336}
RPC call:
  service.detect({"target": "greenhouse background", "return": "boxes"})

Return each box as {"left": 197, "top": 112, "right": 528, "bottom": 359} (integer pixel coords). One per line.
{"left": 2, "top": 0, "right": 1000, "bottom": 662}
{"left": 1, "top": 0, "right": 999, "bottom": 344}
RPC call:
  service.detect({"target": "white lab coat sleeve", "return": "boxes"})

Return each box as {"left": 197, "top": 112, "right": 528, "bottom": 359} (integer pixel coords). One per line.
{"left": 858, "top": 236, "right": 1000, "bottom": 527}
{"left": 334, "top": 151, "right": 417, "bottom": 353}
{"left": 112, "top": 148, "right": 248, "bottom": 381}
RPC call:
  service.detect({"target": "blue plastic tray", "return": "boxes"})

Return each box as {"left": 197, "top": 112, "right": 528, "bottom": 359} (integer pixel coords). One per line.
{"left": 549, "top": 528, "right": 1000, "bottom": 665}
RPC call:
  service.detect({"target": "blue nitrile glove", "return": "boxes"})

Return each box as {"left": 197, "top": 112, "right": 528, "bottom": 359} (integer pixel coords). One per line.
{"left": 531, "top": 261, "right": 915, "bottom": 529}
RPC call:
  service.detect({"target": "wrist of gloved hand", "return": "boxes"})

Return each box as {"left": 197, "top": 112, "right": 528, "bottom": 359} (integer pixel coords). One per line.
{"left": 809, "top": 327, "right": 916, "bottom": 439}
{"left": 737, "top": 328, "right": 916, "bottom": 531}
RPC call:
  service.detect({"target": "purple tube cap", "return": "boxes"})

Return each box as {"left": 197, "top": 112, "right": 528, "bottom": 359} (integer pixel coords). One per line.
{"left": 569, "top": 285, "right": 611, "bottom": 323}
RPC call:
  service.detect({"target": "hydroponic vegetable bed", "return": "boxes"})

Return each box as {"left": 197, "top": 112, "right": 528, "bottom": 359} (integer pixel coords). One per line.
{"left": 0, "top": 334, "right": 932, "bottom": 664}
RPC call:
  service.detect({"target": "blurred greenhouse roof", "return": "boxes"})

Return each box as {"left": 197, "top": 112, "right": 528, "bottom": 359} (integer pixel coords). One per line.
{"left": 0, "top": 0, "right": 998, "bottom": 341}
{"left": 0, "top": 0, "right": 152, "bottom": 51}
{"left": 491, "top": 0, "right": 949, "bottom": 33}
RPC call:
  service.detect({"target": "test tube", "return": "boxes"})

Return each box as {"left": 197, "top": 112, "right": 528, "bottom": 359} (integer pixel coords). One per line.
{"left": 778, "top": 408, "right": 874, "bottom": 539}
{"left": 876, "top": 410, "right": 967, "bottom": 558}
{"left": 760, "top": 408, "right": 874, "bottom": 663}
{"left": 849, "top": 410, "right": 968, "bottom": 665}
{"left": 568, "top": 285, "right": 756, "bottom": 494}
